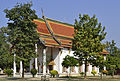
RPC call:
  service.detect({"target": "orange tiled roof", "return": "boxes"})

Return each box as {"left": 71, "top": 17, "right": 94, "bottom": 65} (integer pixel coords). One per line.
{"left": 33, "top": 18, "right": 109, "bottom": 54}
{"left": 33, "top": 18, "right": 74, "bottom": 48}
{"left": 100, "top": 49, "right": 109, "bottom": 55}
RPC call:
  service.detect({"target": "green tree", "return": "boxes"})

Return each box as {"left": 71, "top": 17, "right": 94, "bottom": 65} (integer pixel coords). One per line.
{"left": 91, "top": 54, "right": 105, "bottom": 79}
{"left": 0, "top": 27, "right": 13, "bottom": 69}
{"left": 0, "top": 27, "right": 9, "bottom": 56}
{"left": 62, "top": 55, "right": 78, "bottom": 77}
{"left": 72, "top": 14, "right": 106, "bottom": 79}
{"left": 4, "top": 2, "right": 39, "bottom": 78}
{"left": 105, "top": 40, "right": 120, "bottom": 78}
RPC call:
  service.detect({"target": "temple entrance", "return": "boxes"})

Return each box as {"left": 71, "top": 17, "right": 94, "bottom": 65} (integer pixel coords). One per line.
{"left": 49, "top": 65, "right": 53, "bottom": 71}
{"left": 48, "top": 60, "right": 56, "bottom": 72}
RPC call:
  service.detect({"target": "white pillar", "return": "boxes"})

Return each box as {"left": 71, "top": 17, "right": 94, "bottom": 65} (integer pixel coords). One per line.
{"left": 39, "top": 49, "right": 42, "bottom": 73}
{"left": 47, "top": 68, "right": 49, "bottom": 74}
{"left": 43, "top": 47, "right": 47, "bottom": 75}
{"left": 35, "top": 44, "right": 38, "bottom": 70}
{"left": 104, "top": 56, "right": 106, "bottom": 70}
{"left": 58, "top": 48, "right": 61, "bottom": 73}
{"left": 30, "top": 58, "right": 34, "bottom": 70}
{"left": 13, "top": 54, "right": 16, "bottom": 77}
{"left": 97, "top": 67, "right": 99, "bottom": 74}
{"left": 60, "top": 48, "right": 63, "bottom": 73}
{"left": 35, "top": 58, "right": 38, "bottom": 70}
{"left": 20, "top": 61, "right": 23, "bottom": 76}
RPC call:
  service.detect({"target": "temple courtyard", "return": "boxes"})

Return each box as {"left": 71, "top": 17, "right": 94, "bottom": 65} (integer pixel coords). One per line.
{"left": 0, "top": 78, "right": 120, "bottom": 81}
{"left": 0, "top": 75, "right": 120, "bottom": 81}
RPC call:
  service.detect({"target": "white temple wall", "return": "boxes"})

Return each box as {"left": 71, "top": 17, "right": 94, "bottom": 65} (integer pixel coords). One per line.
{"left": 59, "top": 48, "right": 79, "bottom": 74}
{"left": 87, "top": 64, "right": 92, "bottom": 75}
{"left": 52, "top": 48, "right": 59, "bottom": 71}
{"left": 59, "top": 48, "right": 70, "bottom": 74}
{"left": 30, "top": 46, "right": 101, "bottom": 76}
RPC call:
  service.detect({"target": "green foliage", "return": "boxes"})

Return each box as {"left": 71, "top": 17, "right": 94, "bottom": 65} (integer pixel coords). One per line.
{"left": 3, "top": 69, "right": 6, "bottom": 73}
{"left": 105, "top": 40, "right": 120, "bottom": 76}
{"left": 91, "top": 70, "right": 97, "bottom": 76}
{"left": 62, "top": 55, "right": 78, "bottom": 77}
{"left": 102, "top": 70, "right": 108, "bottom": 74}
{"left": 80, "top": 72, "right": 85, "bottom": 76}
{"left": 92, "top": 54, "right": 105, "bottom": 73}
{"left": 4, "top": 2, "right": 39, "bottom": 77}
{"left": 5, "top": 69, "right": 13, "bottom": 77}
{"left": 62, "top": 55, "right": 78, "bottom": 68}
{"left": 0, "top": 54, "right": 13, "bottom": 70}
{"left": 30, "top": 69, "right": 37, "bottom": 77}
{"left": 72, "top": 14, "right": 106, "bottom": 78}
{"left": 0, "top": 27, "right": 13, "bottom": 69}
{"left": 108, "top": 70, "right": 114, "bottom": 76}
{"left": 50, "top": 70, "right": 58, "bottom": 77}
{"left": 4, "top": 2, "right": 39, "bottom": 61}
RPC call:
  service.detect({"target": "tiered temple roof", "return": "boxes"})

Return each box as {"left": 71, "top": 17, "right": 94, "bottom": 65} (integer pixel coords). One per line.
{"left": 33, "top": 18, "right": 74, "bottom": 48}
{"left": 33, "top": 18, "right": 109, "bottom": 54}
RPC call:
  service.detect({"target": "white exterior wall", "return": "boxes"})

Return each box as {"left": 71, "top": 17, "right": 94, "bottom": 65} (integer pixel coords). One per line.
{"left": 59, "top": 48, "right": 79, "bottom": 75}
{"left": 59, "top": 48, "right": 69, "bottom": 73}
{"left": 30, "top": 47, "right": 101, "bottom": 76}
{"left": 95, "top": 66, "right": 100, "bottom": 74}
{"left": 38, "top": 47, "right": 43, "bottom": 73}
{"left": 52, "top": 48, "right": 59, "bottom": 71}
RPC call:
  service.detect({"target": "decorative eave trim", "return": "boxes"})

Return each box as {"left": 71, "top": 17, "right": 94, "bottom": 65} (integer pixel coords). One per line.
{"left": 36, "top": 18, "right": 74, "bottom": 27}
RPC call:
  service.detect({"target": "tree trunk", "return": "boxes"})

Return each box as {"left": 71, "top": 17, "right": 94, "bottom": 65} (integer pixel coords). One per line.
{"left": 22, "top": 60, "right": 24, "bottom": 78}
{"left": 112, "top": 71, "right": 114, "bottom": 78}
{"left": 100, "top": 72, "right": 103, "bottom": 79}
{"left": 69, "top": 67, "right": 71, "bottom": 78}
{"left": 84, "top": 59, "right": 87, "bottom": 79}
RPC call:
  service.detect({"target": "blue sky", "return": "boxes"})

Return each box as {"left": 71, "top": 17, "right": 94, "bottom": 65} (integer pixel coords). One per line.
{"left": 0, "top": 0, "right": 120, "bottom": 47}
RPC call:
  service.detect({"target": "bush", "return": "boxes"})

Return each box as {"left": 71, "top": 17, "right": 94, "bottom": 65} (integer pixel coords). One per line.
{"left": 50, "top": 70, "right": 58, "bottom": 77}
{"left": 91, "top": 70, "right": 97, "bottom": 76}
{"left": 3, "top": 69, "right": 6, "bottom": 73}
{"left": 80, "top": 72, "right": 84, "bottom": 76}
{"left": 102, "top": 70, "right": 108, "bottom": 75}
{"left": 108, "top": 70, "right": 114, "bottom": 76}
{"left": 30, "top": 69, "right": 37, "bottom": 77}
{"left": 5, "top": 69, "right": 13, "bottom": 77}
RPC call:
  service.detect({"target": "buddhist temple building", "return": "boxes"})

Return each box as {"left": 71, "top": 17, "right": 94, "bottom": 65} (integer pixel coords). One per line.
{"left": 13, "top": 17, "right": 109, "bottom": 77}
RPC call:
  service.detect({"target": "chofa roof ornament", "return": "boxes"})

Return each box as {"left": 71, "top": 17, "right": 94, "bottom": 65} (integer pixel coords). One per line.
{"left": 41, "top": 8, "right": 61, "bottom": 46}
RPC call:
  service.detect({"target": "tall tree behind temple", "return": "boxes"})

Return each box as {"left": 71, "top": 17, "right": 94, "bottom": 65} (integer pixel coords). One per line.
{"left": 4, "top": 2, "right": 39, "bottom": 78}
{"left": 105, "top": 40, "right": 120, "bottom": 78}
{"left": 72, "top": 14, "right": 106, "bottom": 79}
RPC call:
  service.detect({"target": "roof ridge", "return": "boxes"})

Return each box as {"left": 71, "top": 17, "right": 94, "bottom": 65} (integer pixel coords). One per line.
{"left": 46, "top": 17, "right": 74, "bottom": 26}
{"left": 37, "top": 18, "right": 74, "bottom": 27}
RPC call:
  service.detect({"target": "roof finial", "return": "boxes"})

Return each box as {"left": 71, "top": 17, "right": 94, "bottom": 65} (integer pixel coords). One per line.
{"left": 41, "top": 8, "right": 45, "bottom": 18}
{"left": 41, "top": 8, "right": 61, "bottom": 46}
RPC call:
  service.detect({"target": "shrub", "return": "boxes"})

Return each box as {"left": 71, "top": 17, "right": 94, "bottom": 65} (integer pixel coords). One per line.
{"left": 5, "top": 69, "right": 13, "bottom": 77}
{"left": 108, "top": 70, "right": 114, "bottom": 76}
{"left": 3, "top": 69, "right": 6, "bottom": 73}
{"left": 50, "top": 70, "right": 58, "bottom": 77}
{"left": 80, "top": 72, "right": 84, "bottom": 76}
{"left": 102, "top": 70, "right": 108, "bottom": 75}
{"left": 30, "top": 69, "right": 37, "bottom": 77}
{"left": 91, "top": 70, "right": 97, "bottom": 76}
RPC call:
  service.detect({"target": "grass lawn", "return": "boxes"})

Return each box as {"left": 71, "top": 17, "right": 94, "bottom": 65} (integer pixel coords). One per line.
{"left": 64, "top": 79, "right": 120, "bottom": 81}
{"left": 0, "top": 78, "right": 120, "bottom": 81}
{"left": 0, "top": 78, "right": 39, "bottom": 81}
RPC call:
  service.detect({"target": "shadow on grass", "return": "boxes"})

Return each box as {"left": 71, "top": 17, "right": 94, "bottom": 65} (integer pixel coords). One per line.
{"left": 5, "top": 77, "right": 27, "bottom": 80}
